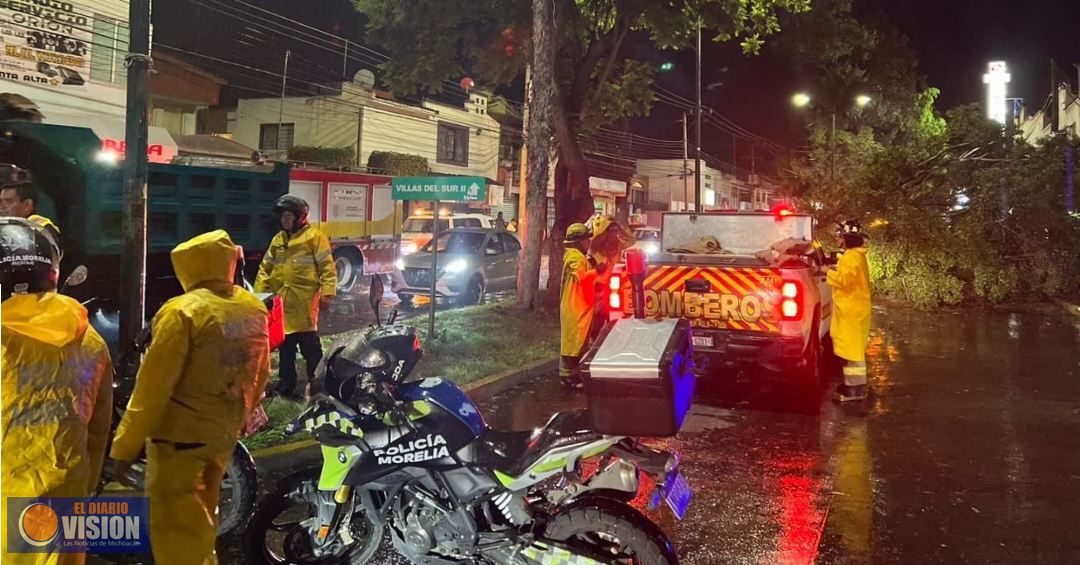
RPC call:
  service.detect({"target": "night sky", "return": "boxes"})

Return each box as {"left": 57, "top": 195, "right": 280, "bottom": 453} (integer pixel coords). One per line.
{"left": 156, "top": 0, "right": 1080, "bottom": 161}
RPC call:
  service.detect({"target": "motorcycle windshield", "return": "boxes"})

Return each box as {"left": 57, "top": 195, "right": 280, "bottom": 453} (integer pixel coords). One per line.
{"left": 336, "top": 334, "right": 389, "bottom": 373}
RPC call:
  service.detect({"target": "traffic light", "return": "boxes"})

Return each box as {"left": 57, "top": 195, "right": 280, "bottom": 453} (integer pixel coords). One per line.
{"left": 659, "top": 61, "right": 674, "bottom": 73}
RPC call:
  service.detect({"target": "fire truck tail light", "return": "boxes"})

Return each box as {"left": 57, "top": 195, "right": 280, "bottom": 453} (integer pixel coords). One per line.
{"left": 609, "top": 275, "right": 622, "bottom": 310}
{"left": 780, "top": 280, "right": 802, "bottom": 320}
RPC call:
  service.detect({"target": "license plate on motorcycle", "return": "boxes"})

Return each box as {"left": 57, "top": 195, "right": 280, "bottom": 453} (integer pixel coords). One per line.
{"left": 662, "top": 470, "right": 693, "bottom": 520}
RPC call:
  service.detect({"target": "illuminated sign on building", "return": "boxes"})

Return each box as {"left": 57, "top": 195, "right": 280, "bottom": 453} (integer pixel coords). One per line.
{"left": 983, "top": 61, "right": 1011, "bottom": 125}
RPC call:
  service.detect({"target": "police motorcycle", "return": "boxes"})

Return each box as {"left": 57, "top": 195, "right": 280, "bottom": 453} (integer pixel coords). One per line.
{"left": 71, "top": 251, "right": 282, "bottom": 537}
{"left": 244, "top": 298, "right": 692, "bottom": 564}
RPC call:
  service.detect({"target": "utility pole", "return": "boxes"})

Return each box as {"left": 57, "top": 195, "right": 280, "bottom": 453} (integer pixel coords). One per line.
{"left": 1050, "top": 58, "right": 1059, "bottom": 133}
{"left": 682, "top": 112, "right": 689, "bottom": 209}
{"left": 119, "top": 0, "right": 151, "bottom": 364}
{"left": 342, "top": 40, "right": 348, "bottom": 79}
{"left": 278, "top": 49, "right": 291, "bottom": 151}
{"left": 694, "top": 20, "right": 703, "bottom": 213}
{"left": 731, "top": 133, "right": 737, "bottom": 172}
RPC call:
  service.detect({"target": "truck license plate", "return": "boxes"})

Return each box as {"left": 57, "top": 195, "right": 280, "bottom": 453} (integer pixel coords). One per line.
{"left": 692, "top": 335, "right": 714, "bottom": 348}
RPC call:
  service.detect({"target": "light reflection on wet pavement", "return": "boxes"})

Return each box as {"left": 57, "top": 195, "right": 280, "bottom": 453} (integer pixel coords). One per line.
{"left": 96, "top": 304, "right": 1080, "bottom": 564}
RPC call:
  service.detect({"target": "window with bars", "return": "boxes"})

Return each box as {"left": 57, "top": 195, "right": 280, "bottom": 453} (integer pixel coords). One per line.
{"left": 259, "top": 123, "right": 295, "bottom": 151}
{"left": 437, "top": 123, "right": 469, "bottom": 166}
{"left": 89, "top": 16, "right": 129, "bottom": 85}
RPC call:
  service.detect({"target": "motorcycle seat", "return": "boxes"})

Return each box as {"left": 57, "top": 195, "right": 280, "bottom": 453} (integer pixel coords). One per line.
{"left": 477, "top": 409, "right": 603, "bottom": 478}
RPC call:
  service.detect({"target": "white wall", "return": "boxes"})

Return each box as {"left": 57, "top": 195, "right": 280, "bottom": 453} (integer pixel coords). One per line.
{"left": 1, "top": 0, "right": 129, "bottom": 124}
{"left": 231, "top": 86, "right": 501, "bottom": 179}
{"left": 636, "top": 159, "right": 738, "bottom": 209}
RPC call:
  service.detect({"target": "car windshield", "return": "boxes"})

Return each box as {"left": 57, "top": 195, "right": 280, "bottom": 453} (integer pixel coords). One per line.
{"left": 403, "top": 218, "right": 450, "bottom": 233}
{"left": 422, "top": 231, "right": 485, "bottom": 254}
{"left": 635, "top": 229, "right": 660, "bottom": 241}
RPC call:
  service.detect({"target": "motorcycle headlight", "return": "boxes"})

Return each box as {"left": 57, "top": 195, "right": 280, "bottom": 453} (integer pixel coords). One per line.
{"left": 646, "top": 243, "right": 659, "bottom": 255}
{"left": 359, "top": 349, "right": 389, "bottom": 369}
{"left": 401, "top": 242, "right": 418, "bottom": 255}
{"left": 395, "top": 258, "right": 405, "bottom": 271}
{"left": 443, "top": 259, "right": 468, "bottom": 273}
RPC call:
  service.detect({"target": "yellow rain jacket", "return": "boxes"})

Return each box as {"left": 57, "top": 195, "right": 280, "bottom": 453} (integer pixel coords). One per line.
{"left": 254, "top": 223, "right": 336, "bottom": 334}
{"left": 1, "top": 292, "right": 113, "bottom": 564}
{"left": 27, "top": 214, "right": 61, "bottom": 258}
{"left": 560, "top": 247, "right": 597, "bottom": 357}
{"left": 827, "top": 246, "right": 872, "bottom": 362}
{"left": 110, "top": 230, "right": 271, "bottom": 565}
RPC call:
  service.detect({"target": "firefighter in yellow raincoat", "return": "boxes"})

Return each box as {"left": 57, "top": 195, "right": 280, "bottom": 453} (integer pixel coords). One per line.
{"left": 255, "top": 195, "right": 337, "bottom": 397}
{"left": 1, "top": 218, "right": 113, "bottom": 565}
{"left": 827, "top": 220, "right": 872, "bottom": 401}
{"left": 587, "top": 215, "right": 635, "bottom": 340}
{"left": 111, "top": 230, "right": 271, "bottom": 565}
{"left": 560, "top": 223, "right": 598, "bottom": 389}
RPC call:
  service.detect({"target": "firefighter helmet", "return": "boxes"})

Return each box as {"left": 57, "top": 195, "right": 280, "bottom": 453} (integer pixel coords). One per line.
{"left": 563, "top": 223, "right": 591, "bottom": 244}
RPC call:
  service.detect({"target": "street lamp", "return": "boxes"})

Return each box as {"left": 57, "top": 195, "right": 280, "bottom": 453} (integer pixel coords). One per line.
{"left": 791, "top": 92, "right": 871, "bottom": 188}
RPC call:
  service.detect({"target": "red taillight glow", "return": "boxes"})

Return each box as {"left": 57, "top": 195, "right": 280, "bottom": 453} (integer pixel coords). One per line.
{"left": 609, "top": 275, "right": 622, "bottom": 310}
{"left": 780, "top": 280, "right": 802, "bottom": 320}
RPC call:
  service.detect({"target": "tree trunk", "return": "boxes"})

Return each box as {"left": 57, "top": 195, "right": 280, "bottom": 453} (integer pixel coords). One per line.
{"left": 516, "top": 0, "right": 556, "bottom": 311}
{"left": 544, "top": 95, "right": 595, "bottom": 305}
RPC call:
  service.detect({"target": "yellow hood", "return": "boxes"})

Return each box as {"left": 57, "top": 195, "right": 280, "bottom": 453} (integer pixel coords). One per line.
{"left": 1, "top": 292, "right": 88, "bottom": 347}
{"left": 171, "top": 230, "right": 238, "bottom": 292}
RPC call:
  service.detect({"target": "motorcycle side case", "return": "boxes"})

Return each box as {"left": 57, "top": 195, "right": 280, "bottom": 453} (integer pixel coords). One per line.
{"left": 582, "top": 318, "right": 696, "bottom": 437}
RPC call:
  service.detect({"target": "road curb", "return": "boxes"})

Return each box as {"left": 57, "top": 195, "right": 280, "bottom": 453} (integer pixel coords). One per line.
{"left": 248, "top": 356, "right": 559, "bottom": 459}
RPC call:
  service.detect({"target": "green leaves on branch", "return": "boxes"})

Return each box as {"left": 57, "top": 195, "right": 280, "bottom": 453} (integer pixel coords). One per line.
{"left": 366, "top": 151, "right": 430, "bottom": 176}
{"left": 580, "top": 59, "right": 658, "bottom": 135}
{"left": 286, "top": 146, "right": 355, "bottom": 169}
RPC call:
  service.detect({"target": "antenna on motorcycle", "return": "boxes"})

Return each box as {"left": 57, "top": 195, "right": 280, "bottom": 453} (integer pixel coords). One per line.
{"left": 369, "top": 274, "right": 383, "bottom": 327}
{"left": 61, "top": 265, "right": 88, "bottom": 292}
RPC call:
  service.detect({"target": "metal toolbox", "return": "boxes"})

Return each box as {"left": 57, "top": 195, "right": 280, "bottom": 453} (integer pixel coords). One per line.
{"left": 582, "top": 318, "right": 696, "bottom": 437}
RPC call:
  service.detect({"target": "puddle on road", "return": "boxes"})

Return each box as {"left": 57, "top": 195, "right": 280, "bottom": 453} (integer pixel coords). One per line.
{"left": 681, "top": 404, "right": 737, "bottom": 432}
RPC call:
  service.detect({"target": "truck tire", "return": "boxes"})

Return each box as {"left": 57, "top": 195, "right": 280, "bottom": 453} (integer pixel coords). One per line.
{"left": 789, "top": 316, "right": 822, "bottom": 413}
{"left": 332, "top": 247, "right": 363, "bottom": 294}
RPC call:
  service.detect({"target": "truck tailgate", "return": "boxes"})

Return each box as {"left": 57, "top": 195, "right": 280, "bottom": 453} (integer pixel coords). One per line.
{"left": 639, "top": 264, "right": 783, "bottom": 333}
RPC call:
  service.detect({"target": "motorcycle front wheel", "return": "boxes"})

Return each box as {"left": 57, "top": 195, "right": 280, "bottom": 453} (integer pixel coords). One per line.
{"left": 544, "top": 496, "right": 679, "bottom": 565}
{"left": 244, "top": 475, "right": 382, "bottom": 565}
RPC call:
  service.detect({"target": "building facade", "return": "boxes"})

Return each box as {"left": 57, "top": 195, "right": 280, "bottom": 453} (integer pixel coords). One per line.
{"left": 149, "top": 52, "right": 227, "bottom": 138}
{"left": 229, "top": 81, "right": 502, "bottom": 182}
{"left": 1, "top": 0, "right": 129, "bottom": 123}
{"left": 635, "top": 159, "right": 741, "bottom": 212}
{"left": 1018, "top": 83, "right": 1080, "bottom": 144}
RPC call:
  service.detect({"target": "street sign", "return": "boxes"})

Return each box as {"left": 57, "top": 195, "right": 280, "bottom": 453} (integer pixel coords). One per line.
{"left": 392, "top": 176, "right": 487, "bottom": 202}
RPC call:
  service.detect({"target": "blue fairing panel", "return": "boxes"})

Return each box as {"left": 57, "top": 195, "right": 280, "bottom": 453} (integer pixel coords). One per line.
{"left": 400, "top": 377, "right": 487, "bottom": 435}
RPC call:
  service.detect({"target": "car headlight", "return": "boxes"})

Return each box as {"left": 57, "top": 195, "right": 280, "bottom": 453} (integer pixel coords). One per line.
{"left": 443, "top": 259, "right": 468, "bottom": 273}
{"left": 401, "top": 242, "right": 418, "bottom": 255}
{"left": 395, "top": 258, "right": 405, "bottom": 271}
{"left": 646, "top": 243, "right": 659, "bottom": 255}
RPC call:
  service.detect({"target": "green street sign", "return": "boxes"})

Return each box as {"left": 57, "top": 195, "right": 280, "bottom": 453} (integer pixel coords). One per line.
{"left": 392, "top": 176, "right": 487, "bottom": 202}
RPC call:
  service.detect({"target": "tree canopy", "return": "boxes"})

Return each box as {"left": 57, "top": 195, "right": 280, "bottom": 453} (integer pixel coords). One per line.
{"left": 780, "top": 0, "right": 1080, "bottom": 306}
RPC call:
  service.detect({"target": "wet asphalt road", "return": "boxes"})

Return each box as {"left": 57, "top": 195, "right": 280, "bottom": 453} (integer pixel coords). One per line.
{"left": 99, "top": 303, "right": 1080, "bottom": 564}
